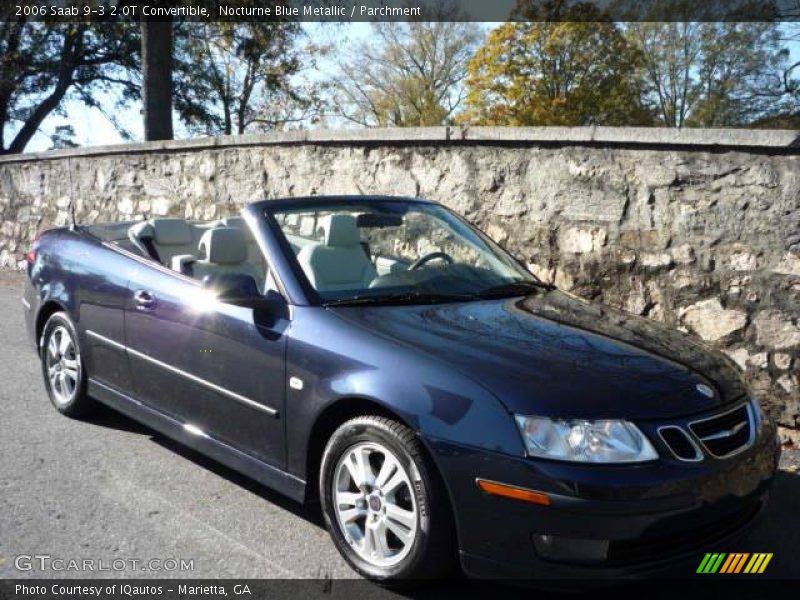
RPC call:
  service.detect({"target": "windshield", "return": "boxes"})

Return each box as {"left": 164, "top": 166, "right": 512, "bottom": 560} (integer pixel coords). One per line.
{"left": 269, "top": 199, "right": 546, "bottom": 305}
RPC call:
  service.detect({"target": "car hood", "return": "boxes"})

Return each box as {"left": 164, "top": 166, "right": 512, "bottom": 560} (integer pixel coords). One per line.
{"left": 330, "top": 290, "right": 748, "bottom": 420}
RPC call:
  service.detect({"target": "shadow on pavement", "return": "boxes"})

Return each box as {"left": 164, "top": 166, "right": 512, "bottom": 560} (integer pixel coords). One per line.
{"left": 80, "top": 402, "right": 152, "bottom": 435}
{"left": 81, "top": 401, "right": 326, "bottom": 528}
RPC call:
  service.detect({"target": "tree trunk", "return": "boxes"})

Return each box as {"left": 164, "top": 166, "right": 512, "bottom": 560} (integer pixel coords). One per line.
{"left": 141, "top": 18, "right": 173, "bottom": 141}
{"left": 223, "top": 100, "right": 232, "bottom": 135}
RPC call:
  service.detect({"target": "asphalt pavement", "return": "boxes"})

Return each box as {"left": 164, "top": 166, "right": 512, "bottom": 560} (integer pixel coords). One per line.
{"left": 0, "top": 271, "right": 798, "bottom": 587}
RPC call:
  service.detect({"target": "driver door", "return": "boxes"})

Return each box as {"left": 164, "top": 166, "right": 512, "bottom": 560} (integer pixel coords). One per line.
{"left": 124, "top": 263, "right": 288, "bottom": 467}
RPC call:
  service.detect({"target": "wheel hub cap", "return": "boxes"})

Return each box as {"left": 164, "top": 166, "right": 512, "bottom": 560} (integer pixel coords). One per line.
{"left": 367, "top": 495, "right": 382, "bottom": 512}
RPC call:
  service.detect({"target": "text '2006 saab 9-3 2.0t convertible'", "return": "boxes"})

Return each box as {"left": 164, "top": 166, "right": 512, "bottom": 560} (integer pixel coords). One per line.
{"left": 23, "top": 195, "right": 779, "bottom": 583}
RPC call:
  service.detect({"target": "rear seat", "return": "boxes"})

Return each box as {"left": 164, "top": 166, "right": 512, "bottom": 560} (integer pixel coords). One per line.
{"left": 128, "top": 218, "right": 203, "bottom": 266}
{"left": 129, "top": 216, "right": 267, "bottom": 289}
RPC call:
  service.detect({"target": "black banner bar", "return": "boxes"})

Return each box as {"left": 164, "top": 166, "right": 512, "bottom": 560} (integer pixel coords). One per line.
{"left": 3, "top": 0, "right": 800, "bottom": 23}
{"left": 4, "top": 579, "right": 800, "bottom": 599}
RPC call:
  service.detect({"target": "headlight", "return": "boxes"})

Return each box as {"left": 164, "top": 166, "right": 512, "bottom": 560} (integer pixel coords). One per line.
{"left": 514, "top": 415, "right": 658, "bottom": 463}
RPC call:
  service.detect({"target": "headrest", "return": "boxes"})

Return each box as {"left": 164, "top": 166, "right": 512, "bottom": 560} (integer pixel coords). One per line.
{"left": 198, "top": 227, "right": 247, "bottom": 265}
{"left": 322, "top": 214, "right": 360, "bottom": 247}
{"left": 299, "top": 215, "right": 316, "bottom": 237}
{"left": 151, "top": 218, "right": 193, "bottom": 245}
{"left": 222, "top": 216, "right": 246, "bottom": 229}
{"left": 128, "top": 220, "right": 154, "bottom": 241}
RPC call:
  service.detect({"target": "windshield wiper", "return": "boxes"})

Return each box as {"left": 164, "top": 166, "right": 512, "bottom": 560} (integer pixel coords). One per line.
{"left": 325, "top": 280, "right": 555, "bottom": 306}
{"left": 324, "top": 291, "right": 477, "bottom": 307}
{"left": 476, "top": 279, "right": 555, "bottom": 298}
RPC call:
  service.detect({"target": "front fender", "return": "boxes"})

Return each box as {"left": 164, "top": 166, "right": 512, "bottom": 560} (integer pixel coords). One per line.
{"left": 284, "top": 306, "right": 524, "bottom": 479}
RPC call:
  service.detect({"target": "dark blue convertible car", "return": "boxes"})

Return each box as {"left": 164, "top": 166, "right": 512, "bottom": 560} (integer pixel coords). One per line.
{"left": 23, "top": 196, "right": 779, "bottom": 582}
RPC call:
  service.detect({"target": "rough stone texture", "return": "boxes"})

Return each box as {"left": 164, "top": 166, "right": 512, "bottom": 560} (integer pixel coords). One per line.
{"left": 778, "top": 374, "right": 798, "bottom": 394}
{"left": 559, "top": 226, "right": 607, "bottom": 254}
{"left": 773, "top": 253, "right": 800, "bottom": 276}
{"left": 754, "top": 311, "right": 800, "bottom": 350}
{"left": 725, "top": 348, "right": 751, "bottom": 371}
{"left": 680, "top": 298, "right": 748, "bottom": 341}
{"left": 774, "top": 353, "right": 794, "bottom": 371}
{"left": 1, "top": 127, "right": 799, "bottom": 427}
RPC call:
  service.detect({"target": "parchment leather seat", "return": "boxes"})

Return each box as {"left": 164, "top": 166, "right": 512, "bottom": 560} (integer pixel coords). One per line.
{"left": 297, "top": 214, "right": 376, "bottom": 292}
{"left": 129, "top": 218, "right": 199, "bottom": 265}
{"left": 192, "top": 227, "right": 260, "bottom": 283}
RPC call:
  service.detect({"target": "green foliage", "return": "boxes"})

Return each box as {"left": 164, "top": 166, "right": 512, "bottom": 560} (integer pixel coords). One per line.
{"left": 48, "top": 125, "right": 78, "bottom": 150}
{"left": 173, "top": 22, "right": 316, "bottom": 136}
{"left": 333, "top": 20, "right": 482, "bottom": 127}
{"left": 0, "top": 19, "right": 139, "bottom": 153}
{"left": 2, "top": 0, "right": 797, "bottom": 152}
{"left": 0, "top": 8, "right": 316, "bottom": 151}
{"left": 462, "top": 3, "right": 798, "bottom": 129}
{"left": 461, "top": 19, "right": 653, "bottom": 126}
{"left": 630, "top": 22, "right": 795, "bottom": 128}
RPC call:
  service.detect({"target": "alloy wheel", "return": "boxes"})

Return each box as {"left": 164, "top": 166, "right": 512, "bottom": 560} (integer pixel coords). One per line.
{"left": 45, "top": 325, "right": 80, "bottom": 406}
{"left": 332, "top": 441, "right": 418, "bottom": 568}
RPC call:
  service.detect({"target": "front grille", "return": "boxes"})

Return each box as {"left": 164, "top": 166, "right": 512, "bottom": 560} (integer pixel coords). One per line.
{"left": 658, "top": 426, "right": 702, "bottom": 461}
{"left": 689, "top": 404, "right": 753, "bottom": 458}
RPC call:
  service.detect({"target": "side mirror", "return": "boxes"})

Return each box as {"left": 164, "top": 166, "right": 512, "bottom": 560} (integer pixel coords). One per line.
{"left": 201, "top": 273, "right": 287, "bottom": 315}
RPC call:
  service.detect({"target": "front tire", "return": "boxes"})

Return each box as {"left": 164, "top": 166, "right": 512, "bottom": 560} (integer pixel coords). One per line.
{"left": 319, "top": 416, "right": 455, "bottom": 583}
{"left": 40, "top": 312, "right": 92, "bottom": 417}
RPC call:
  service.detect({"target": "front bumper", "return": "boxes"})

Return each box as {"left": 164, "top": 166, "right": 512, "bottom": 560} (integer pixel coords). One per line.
{"left": 425, "top": 416, "right": 780, "bottom": 580}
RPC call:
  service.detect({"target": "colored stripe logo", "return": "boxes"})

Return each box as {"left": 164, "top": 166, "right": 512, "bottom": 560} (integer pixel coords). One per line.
{"left": 697, "top": 553, "right": 773, "bottom": 574}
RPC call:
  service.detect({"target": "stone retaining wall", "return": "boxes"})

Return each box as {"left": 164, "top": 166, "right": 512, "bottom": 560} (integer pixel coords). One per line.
{"left": 1, "top": 126, "right": 798, "bottom": 427}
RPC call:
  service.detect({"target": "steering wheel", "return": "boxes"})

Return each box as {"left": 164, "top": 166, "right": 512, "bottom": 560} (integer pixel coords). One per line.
{"left": 408, "top": 251, "right": 454, "bottom": 271}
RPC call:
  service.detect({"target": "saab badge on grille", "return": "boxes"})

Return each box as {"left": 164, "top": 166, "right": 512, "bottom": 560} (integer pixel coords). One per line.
{"left": 696, "top": 384, "right": 715, "bottom": 398}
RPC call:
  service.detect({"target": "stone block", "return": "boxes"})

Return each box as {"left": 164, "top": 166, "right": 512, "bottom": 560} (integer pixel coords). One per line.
{"left": 680, "top": 298, "right": 747, "bottom": 341}
{"left": 558, "top": 226, "right": 607, "bottom": 254}
{"left": 772, "top": 253, "right": 800, "bottom": 277}
{"left": 754, "top": 311, "right": 800, "bottom": 349}
{"left": 561, "top": 188, "right": 627, "bottom": 223}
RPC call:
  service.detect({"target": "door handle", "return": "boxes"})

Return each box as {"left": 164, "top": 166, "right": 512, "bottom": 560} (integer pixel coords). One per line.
{"left": 133, "top": 290, "right": 156, "bottom": 309}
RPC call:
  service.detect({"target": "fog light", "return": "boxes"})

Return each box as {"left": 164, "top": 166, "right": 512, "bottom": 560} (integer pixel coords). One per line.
{"left": 533, "top": 534, "right": 609, "bottom": 563}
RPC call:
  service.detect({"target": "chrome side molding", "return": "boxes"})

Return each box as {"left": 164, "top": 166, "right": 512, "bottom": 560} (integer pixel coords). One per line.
{"left": 85, "top": 329, "right": 278, "bottom": 417}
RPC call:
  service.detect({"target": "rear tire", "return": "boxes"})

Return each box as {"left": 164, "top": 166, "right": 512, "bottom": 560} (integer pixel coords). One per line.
{"left": 40, "top": 312, "right": 93, "bottom": 418}
{"left": 319, "top": 416, "right": 456, "bottom": 583}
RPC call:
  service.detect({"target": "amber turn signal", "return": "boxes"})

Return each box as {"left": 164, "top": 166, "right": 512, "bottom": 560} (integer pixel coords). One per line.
{"left": 476, "top": 479, "right": 551, "bottom": 506}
